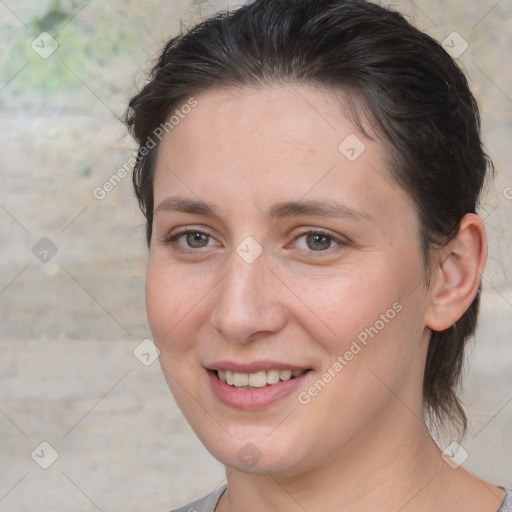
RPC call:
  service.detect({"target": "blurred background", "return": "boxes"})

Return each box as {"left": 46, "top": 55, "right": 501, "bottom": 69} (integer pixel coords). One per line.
{"left": 0, "top": 0, "right": 511, "bottom": 510}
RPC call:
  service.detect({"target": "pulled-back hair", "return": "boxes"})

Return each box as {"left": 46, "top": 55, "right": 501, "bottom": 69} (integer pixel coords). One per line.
{"left": 124, "top": 0, "right": 494, "bottom": 436}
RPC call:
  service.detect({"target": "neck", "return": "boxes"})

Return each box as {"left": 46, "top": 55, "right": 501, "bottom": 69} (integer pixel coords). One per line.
{"left": 219, "top": 402, "right": 453, "bottom": 512}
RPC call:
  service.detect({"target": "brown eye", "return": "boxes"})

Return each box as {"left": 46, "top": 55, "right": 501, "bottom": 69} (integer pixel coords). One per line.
{"left": 305, "top": 233, "right": 332, "bottom": 251}
{"left": 293, "top": 229, "right": 346, "bottom": 253}
{"left": 185, "top": 232, "right": 210, "bottom": 248}
{"left": 164, "top": 229, "right": 217, "bottom": 252}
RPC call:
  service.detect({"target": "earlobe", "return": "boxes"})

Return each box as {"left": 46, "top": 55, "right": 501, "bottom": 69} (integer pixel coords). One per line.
{"left": 424, "top": 213, "right": 488, "bottom": 332}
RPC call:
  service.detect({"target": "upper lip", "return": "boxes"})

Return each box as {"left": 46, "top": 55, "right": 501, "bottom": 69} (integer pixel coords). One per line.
{"left": 207, "top": 360, "right": 311, "bottom": 373}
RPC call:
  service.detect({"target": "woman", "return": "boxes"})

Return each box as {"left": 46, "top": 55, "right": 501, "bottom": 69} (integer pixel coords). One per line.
{"left": 124, "top": 0, "right": 511, "bottom": 510}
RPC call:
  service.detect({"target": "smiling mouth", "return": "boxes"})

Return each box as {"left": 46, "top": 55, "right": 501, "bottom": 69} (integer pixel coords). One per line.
{"left": 214, "top": 369, "right": 309, "bottom": 389}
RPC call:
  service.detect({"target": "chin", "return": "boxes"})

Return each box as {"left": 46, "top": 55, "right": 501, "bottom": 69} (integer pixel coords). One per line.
{"left": 193, "top": 424, "right": 313, "bottom": 476}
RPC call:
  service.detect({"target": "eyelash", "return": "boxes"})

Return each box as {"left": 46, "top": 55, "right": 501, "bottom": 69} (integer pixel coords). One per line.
{"left": 162, "top": 227, "right": 348, "bottom": 256}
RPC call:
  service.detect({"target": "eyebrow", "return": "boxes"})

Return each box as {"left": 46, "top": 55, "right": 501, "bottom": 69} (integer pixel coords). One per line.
{"left": 154, "top": 196, "right": 375, "bottom": 223}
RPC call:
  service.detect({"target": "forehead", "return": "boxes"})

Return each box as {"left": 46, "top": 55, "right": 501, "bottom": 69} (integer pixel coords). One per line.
{"left": 153, "top": 84, "right": 414, "bottom": 228}
{"left": 159, "top": 84, "right": 369, "bottom": 167}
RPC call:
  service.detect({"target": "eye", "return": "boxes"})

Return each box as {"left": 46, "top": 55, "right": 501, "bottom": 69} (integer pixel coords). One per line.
{"left": 163, "top": 229, "right": 218, "bottom": 251}
{"left": 293, "top": 229, "right": 347, "bottom": 253}
{"left": 162, "top": 227, "right": 348, "bottom": 255}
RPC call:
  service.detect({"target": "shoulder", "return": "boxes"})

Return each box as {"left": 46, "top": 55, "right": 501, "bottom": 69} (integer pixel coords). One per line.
{"left": 498, "top": 487, "right": 512, "bottom": 512}
{"left": 168, "top": 484, "right": 227, "bottom": 512}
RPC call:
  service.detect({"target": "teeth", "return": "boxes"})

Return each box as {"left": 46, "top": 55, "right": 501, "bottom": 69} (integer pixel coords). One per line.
{"left": 248, "top": 371, "right": 267, "bottom": 388}
{"left": 280, "top": 370, "right": 292, "bottom": 381}
{"left": 216, "top": 369, "right": 306, "bottom": 387}
{"left": 266, "top": 369, "right": 280, "bottom": 384}
{"left": 233, "top": 372, "right": 249, "bottom": 387}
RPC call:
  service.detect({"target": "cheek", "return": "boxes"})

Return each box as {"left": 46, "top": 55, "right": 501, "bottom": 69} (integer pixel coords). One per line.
{"left": 145, "top": 259, "right": 208, "bottom": 403}
{"left": 286, "top": 263, "right": 400, "bottom": 342}
{"left": 290, "top": 257, "right": 425, "bottom": 373}
{"left": 145, "top": 256, "right": 206, "bottom": 352}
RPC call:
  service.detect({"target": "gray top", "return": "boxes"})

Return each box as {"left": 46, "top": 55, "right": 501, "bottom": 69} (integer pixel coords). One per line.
{"left": 169, "top": 484, "right": 512, "bottom": 512}
{"left": 169, "top": 484, "right": 226, "bottom": 512}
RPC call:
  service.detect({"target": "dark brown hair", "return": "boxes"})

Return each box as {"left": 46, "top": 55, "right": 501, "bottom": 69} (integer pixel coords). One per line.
{"left": 124, "top": 0, "right": 494, "bottom": 436}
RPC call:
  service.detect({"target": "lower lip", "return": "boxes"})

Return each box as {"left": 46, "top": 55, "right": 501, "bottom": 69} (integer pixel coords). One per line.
{"left": 207, "top": 370, "right": 311, "bottom": 410}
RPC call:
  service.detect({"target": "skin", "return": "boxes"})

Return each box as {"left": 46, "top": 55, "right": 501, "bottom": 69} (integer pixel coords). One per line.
{"left": 145, "top": 84, "right": 502, "bottom": 511}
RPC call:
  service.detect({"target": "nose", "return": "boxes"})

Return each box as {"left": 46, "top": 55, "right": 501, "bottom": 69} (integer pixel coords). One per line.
{"left": 210, "top": 248, "right": 288, "bottom": 344}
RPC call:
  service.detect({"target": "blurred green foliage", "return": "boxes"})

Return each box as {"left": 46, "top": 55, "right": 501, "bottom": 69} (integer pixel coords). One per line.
{"left": 3, "top": 0, "right": 155, "bottom": 101}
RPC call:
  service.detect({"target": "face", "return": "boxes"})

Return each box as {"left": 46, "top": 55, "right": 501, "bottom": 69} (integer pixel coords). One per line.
{"left": 146, "top": 84, "right": 432, "bottom": 476}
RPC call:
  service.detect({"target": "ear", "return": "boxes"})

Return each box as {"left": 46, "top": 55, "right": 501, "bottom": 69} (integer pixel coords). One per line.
{"left": 424, "top": 213, "right": 488, "bottom": 332}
